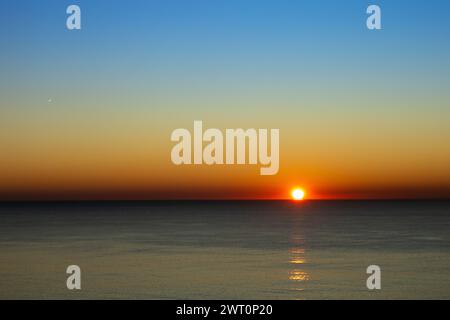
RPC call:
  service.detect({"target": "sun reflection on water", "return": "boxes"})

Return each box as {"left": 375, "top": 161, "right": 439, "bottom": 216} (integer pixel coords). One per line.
{"left": 289, "top": 235, "right": 310, "bottom": 286}
{"left": 289, "top": 270, "right": 310, "bottom": 281}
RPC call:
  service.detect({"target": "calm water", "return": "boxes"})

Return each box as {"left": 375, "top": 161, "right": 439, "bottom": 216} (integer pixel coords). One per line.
{"left": 0, "top": 200, "right": 449, "bottom": 299}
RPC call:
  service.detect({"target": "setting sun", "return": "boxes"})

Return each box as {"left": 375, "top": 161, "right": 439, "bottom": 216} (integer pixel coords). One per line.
{"left": 291, "top": 188, "right": 305, "bottom": 201}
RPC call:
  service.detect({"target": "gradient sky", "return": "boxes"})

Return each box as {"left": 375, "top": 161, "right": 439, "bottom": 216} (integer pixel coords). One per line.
{"left": 1, "top": 0, "right": 450, "bottom": 200}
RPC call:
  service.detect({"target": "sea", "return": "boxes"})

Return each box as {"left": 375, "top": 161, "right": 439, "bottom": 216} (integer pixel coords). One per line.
{"left": 0, "top": 200, "right": 449, "bottom": 299}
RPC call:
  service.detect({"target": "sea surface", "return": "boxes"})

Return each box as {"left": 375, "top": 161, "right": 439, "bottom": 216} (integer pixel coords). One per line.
{"left": 0, "top": 200, "right": 449, "bottom": 299}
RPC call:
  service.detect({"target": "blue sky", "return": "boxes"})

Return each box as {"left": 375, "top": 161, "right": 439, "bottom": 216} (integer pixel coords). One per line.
{"left": 1, "top": 0, "right": 450, "bottom": 199}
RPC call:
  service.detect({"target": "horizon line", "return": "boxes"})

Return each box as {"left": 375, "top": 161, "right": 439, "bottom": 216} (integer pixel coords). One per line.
{"left": 1, "top": 198, "right": 450, "bottom": 204}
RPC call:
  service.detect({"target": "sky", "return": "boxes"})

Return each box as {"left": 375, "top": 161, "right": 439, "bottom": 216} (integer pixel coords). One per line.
{"left": 1, "top": 0, "right": 450, "bottom": 200}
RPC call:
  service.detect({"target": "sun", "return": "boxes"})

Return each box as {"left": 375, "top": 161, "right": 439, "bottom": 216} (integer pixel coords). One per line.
{"left": 291, "top": 188, "right": 305, "bottom": 201}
